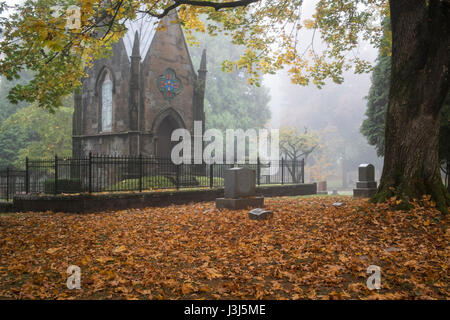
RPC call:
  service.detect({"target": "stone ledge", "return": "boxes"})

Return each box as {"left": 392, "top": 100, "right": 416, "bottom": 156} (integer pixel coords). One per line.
{"left": 0, "top": 202, "right": 15, "bottom": 213}
{"left": 353, "top": 188, "right": 377, "bottom": 198}
{"left": 11, "top": 183, "right": 317, "bottom": 213}
{"left": 215, "top": 197, "right": 264, "bottom": 210}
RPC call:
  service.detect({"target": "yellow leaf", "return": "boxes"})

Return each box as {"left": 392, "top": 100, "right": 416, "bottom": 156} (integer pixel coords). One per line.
{"left": 205, "top": 268, "right": 222, "bottom": 279}
{"left": 46, "top": 247, "right": 60, "bottom": 254}
{"left": 198, "top": 285, "right": 211, "bottom": 293}
{"left": 181, "top": 283, "right": 195, "bottom": 295}
{"left": 113, "top": 245, "right": 127, "bottom": 254}
{"left": 80, "top": 255, "right": 91, "bottom": 265}
{"left": 96, "top": 256, "right": 114, "bottom": 263}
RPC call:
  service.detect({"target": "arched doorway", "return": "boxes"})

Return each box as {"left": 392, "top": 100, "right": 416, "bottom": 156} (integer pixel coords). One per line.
{"left": 155, "top": 115, "right": 181, "bottom": 159}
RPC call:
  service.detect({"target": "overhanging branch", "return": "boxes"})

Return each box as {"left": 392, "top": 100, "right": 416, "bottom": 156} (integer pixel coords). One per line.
{"left": 139, "top": 0, "right": 260, "bottom": 19}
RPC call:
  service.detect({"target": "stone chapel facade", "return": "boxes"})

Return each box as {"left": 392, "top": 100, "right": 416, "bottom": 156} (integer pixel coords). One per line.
{"left": 72, "top": 12, "right": 206, "bottom": 159}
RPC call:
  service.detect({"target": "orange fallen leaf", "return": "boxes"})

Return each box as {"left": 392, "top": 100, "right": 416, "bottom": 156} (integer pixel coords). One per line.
{"left": 181, "top": 283, "right": 195, "bottom": 295}
{"left": 113, "top": 245, "right": 127, "bottom": 254}
{"left": 96, "top": 256, "right": 114, "bottom": 263}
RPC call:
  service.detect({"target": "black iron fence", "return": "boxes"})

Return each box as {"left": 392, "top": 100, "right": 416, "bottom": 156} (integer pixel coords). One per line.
{"left": 0, "top": 155, "right": 304, "bottom": 201}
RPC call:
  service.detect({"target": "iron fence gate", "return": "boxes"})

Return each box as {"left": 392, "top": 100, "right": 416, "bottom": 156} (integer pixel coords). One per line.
{"left": 0, "top": 155, "right": 304, "bottom": 200}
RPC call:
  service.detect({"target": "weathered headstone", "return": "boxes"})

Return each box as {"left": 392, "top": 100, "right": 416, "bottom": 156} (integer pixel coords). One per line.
{"left": 332, "top": 202, "right": 346, "bottom": 207}
{"left": 353, "top": 164, "right": 377, "bottom": 197}
{"left": 224, "top": 167, "right": 256, "bottom": 198}
{"left": 216, "top": 167, "right": 264, "bottom": 210}
{"left": 248, "top": 208, "right": 273, "bottom": 220}
{"left": 317, "top": 181, "right": 328, "bottom": 195}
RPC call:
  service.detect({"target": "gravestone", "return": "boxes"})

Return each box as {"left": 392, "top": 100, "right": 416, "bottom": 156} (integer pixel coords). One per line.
{"left": 248, "top": 208, "right": 273, "bottom": 220}
{"left": 216, "top": 167, "right": 264, "bottom": 210}
{"left": 353, "top": 164, "right": 377, "bottom": 197}
{"left": 224, "top": 167, "right": 256, "bottom": 198}
{"left": 317, "top": 181, "right": 328, "bottom": 195}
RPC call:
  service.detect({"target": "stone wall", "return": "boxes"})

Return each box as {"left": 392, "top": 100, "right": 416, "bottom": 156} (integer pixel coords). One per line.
{"left": 12, "top": 183, "right": 317, "bottom": 213}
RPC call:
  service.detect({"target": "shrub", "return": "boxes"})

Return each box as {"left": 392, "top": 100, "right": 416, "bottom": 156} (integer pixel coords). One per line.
{"left": 44, "top": 178, "right": 82, "bottom": 194}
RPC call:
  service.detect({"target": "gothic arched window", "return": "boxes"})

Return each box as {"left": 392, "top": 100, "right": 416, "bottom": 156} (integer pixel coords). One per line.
{"left": 101, "top": 72, "right": 113, "bottom": 132}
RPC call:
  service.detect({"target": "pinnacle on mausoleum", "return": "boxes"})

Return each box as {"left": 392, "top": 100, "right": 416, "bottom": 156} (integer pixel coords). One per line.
{"left": 199, "top": 48, "right": 207, "bottom": 74}
{"left": 131, "top": 31, "right": 140, "bottom": 58}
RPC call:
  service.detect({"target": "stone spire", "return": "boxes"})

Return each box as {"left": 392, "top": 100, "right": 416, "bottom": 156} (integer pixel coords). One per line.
{"left": 131, "top": 31, "right": 140, "bottom": 58}
{"left": 72, "top": 87, "right": 83, "bottom": 158}
{"left": 198, "top": 48, "right": 207, "bottom": 74}
{"left": 194, "top": 48, "right": 207, "bottom": 134}
{"left": 129, "top": 31, "right": 141, "bottom": 137}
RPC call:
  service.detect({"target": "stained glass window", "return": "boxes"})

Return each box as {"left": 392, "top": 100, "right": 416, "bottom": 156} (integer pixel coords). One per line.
{"left": 157, "top": 68, "right": 182, "bottom": 100}
{"left": 101, "top": 73, "right": 113, "bottom": 132}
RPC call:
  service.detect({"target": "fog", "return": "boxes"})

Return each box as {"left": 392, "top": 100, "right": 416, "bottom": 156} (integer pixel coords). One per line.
{"left": 261, "top": 1, "right": 383, "bottom": 190}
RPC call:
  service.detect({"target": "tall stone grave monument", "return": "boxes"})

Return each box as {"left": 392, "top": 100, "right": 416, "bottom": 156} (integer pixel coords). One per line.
{"left": 353, "top": 164, "right": 377, "bottom": 197}
{"left": 216, "top": 167, "right": 264, "bottom": 210}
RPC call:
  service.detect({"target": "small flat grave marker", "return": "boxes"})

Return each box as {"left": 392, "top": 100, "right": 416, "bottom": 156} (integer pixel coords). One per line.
{"left": 332, "top": 202, "right": 346, "bottom": 207}
{"left": 248, "top": 208, "right": 273, "bottom": 220}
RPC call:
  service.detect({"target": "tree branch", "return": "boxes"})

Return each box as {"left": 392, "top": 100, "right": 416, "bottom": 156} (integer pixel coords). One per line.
{"left": 139, "top": 0, "right": 260, "bottom": 19}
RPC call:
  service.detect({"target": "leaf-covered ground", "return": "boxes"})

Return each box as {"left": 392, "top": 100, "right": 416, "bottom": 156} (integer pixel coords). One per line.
{"left": 0, "top": 196, "right": 448, "bottom": 300}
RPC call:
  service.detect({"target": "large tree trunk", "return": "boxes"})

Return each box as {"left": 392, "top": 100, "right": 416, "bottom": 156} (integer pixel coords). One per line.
{"left": 373, "top": 0, "right": 450, "bottom": 213}
{"left": 447, "top": 162, "right": 450, "bottom": 193}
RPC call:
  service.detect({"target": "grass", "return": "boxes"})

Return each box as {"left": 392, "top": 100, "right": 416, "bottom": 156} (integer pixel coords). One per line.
{"left": 106, "top": 175, "right": 175, "bottom": 191}
{"left": 106, "top": 175, "right": 225, "bottom": 191}
{"left": 194, "top": 176, "right": 224, "bottom": 187}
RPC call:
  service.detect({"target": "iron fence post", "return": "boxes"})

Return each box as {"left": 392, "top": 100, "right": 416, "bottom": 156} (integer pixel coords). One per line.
{"left": 281, "top": 157, "right": 284, "bottom": 185}
{"left": 88, "top": 152, "right": 92, "bottom": 193}
{"left": 139, "top": 154, "right": 143, "bottom": 192}
{"left": 176, "top": 164, "right": 180, "bottom": 190}
{"left": 209, "top": 164, "right": 213, "bottom": 189}
{"left": 257, "top": 157, "right": 260, "bottom": 186}
{"left": 54, "top": 155, "right": 58, "bottom": 195}
{"left": 25, "top": 157, "right": 29, "bottom": 194}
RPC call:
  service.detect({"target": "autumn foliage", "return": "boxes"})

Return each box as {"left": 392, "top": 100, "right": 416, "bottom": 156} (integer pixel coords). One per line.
{"left": 0, "top": 196, "right": 448, "bottom": 300}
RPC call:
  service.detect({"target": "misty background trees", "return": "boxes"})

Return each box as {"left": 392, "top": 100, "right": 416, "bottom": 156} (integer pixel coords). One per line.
{"left": 0, "top": 75, "right": 72, "bottom": 168}
{"left": 189, "top": 30, "right": 271, "bottom": 132}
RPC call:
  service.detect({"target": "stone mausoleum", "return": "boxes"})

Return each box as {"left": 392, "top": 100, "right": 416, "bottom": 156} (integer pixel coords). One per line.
{"left": 72, "top": 11, "right": 206, "bottom": 159}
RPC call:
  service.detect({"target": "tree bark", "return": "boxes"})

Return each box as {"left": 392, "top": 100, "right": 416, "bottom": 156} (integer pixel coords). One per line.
{"left": 373, "top": 0, "right": 450, "bottom": 213}
{"left": 447, "top": 162, "right": 450, "bottom": 193}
